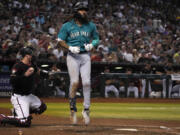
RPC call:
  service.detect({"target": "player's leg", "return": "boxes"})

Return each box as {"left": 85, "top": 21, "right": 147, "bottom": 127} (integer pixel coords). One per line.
{"left": 171, "top": 84, "right": 180, "bottom": 98}
{"left": 162, "top": 79, "right": 166, "bottom": 98}
{"left": 106, "top": 85, "right": 119, "bottom": 98}
{"left": 168, "top": 80, "right": 173, "bottom": 98}
{"left": 105, "top": 85, "right": 111, "bottom": 98}
{"left": 1, "top": 94, "right": 32, "bottom": 127}
{"left": 119, "top": 86, "right": 125, "bottom": 97}
{"left": 29, "top": 94, "right": 47, "bottom": 115}
{"left": 80, "top": 53, "right": 91, "bottom": 125}
{"left": 11, "top": 94, "right": 30, "bottom": 118}
{"left": 67, "top": 54, "right": 80, "bottom": 124}
{"left": 127, "top": 87, "right": 131, "bottom": 97}
{"left": 133, "top": 86, "right": 139, "bottom": 98}
{"left": 111, "top": 85, "right": 119, "bottom": 98}
{"left": 141, "top": 79, "right": 146, "bottom": 98}
{"left": 148, "top": 81, "right": 152, "bottom": 96}
{"left": 67, "top": 54, "right": 80, "bottom": 109}
{"left": 162, "top": 79, "right": 173, "bottom": 98}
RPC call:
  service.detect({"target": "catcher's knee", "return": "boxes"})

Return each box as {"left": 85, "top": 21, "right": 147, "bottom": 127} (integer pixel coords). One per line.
{"left": 30, "top": 102, "right": 47, "bottom": 115}
{"left": 37, "top": 102, "right": 47, "bottom": 114}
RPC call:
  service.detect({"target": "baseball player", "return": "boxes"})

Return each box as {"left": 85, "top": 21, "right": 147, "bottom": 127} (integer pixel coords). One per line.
{"left": 57, "top": 2, "right": 99, "bottom": 125}
{"left": 0, "top": 47, "right": 47, "bottom": 127}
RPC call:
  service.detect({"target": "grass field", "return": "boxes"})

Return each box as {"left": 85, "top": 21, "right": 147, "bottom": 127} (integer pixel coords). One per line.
{"left": 0, "top": 102, "right": 180, "bottom": 121}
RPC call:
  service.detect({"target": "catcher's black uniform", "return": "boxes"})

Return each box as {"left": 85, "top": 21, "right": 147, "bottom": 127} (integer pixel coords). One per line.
{"left": 0, "top": 59, "right": 46, "bottom": 127}
{"left": 10, "top": 61, "right": 37, "bottom": 95}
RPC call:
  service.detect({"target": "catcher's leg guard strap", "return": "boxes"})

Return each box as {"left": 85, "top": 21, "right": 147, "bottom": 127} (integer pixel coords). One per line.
{"left": 69, "top": 98, "right": 77, "bottom": 112}
{"left": 38, "top": 102, "right": 47, "bottom": 114}
{"left": 30, "top": 102, "right": 47, "bottom": 115}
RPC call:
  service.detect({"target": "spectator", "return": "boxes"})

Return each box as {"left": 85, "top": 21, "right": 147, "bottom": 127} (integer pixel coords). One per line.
{"left": 52, "top": 46, "right": 64, "bottom": 60}
{"left": 0, "top": 0, "right": 179, "bottom": 66}
{"left": 104, "top": 67, "right": 119, "bottom": 98}
{"left": 140, "top": 62, "right": 153, "bottom": 98}
{"left": 132, "top": 49, "right": 140, "bottom": 63}
{"left": 0, "top": 0, "right": 180, "bottom": 101}
{"left": 119, "top": 68, "right": 140, "bottom": 98}
{"left": 163, "top": 59, "right": 174, "bottom": 98}
{"left": 49, "top": 64, "right": 66, "bottom": 97}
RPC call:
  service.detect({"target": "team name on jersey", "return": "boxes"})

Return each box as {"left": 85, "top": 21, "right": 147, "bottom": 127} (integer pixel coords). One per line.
{"left": 70, "top": 31, "right": 89, "bottom": 38}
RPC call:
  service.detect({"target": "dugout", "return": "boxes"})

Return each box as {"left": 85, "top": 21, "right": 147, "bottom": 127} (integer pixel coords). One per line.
{"left": 0, "top": 60, "right": 179, "bottom": 98}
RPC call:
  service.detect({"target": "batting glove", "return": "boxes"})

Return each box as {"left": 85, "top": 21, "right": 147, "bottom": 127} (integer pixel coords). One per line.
{"left": 69, "top": 46, "right": 80, "bottom": 54}
{"left": 84, "top": 43, "right": 93, "bottom": 51}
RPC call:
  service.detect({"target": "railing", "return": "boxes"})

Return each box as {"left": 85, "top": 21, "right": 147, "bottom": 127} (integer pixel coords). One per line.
{"left": 48, "top": 72, "right": 172, "bottom": 98}
{"left": 0, "top": 71, "right": 174, "bottom": 98}
{"left": 99, "top": 73, "right": 171, "bottom": 98}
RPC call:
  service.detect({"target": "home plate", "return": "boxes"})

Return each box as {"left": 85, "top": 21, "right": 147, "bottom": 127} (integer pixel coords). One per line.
{"left": 115, "top": 128, "right": 138, "bottom": 132}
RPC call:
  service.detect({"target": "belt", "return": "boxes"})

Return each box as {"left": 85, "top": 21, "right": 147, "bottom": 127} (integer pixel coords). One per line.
{"left": 68, "top": 51, "right": 88, "bottom": 55}
{"left": 12, "top": 92, "right": 31, "bottom": 96}
{"left": 79, "top": 51, "right": 88, "bottom": 54}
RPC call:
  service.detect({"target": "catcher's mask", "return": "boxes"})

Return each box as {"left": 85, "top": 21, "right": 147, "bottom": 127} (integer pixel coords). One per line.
{"left": 73, "top": 2, "right": 89, "bottom": 24}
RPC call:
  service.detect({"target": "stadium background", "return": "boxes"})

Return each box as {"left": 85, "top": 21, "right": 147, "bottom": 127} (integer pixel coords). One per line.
{"left": 0, "top": 0, "right": 180, "bottom": 134}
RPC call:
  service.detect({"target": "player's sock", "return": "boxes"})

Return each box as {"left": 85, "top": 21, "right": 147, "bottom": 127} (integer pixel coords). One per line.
{"left": 69, "top": 98, "right": 77, "bottom": 112}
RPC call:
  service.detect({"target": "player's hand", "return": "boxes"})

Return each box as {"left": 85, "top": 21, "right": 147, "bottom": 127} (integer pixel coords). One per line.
{"left": 69, "top": 46, "right": 80, "bottom": 54}
{"left": 84, "top": 43, "right": 93, "bottom": 51}
{"left": 24, "top": 67, "right": 34, "bottom": 77}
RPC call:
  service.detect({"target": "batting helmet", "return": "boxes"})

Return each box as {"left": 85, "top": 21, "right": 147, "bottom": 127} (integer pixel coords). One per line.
{"left": 19, "top": 47, "right": 34, "bottom": 58}
{"left": 73, "top": 2, "right": 88, "bottom": 13}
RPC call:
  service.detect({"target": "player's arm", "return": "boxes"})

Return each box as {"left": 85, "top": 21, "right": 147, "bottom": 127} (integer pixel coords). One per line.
{"left": 57, "top": 24, "right": 80, "bottom": 54}
{"left": 57, "top": 39, "right": 80, "bottom": 54}
{"left": 57, "top": 39, "right": 69, "bottom": 50}
{"left": 84, "top": 23, "right": 99, "bottom": 51}
{"left": 57, "top": 23, "right": 70, "bottom": 49}
{"left": 91, "top": 23, "right": 99, "bottom": 47}
{"left": 10, "top": 65, "right": 27, "bottom": 85}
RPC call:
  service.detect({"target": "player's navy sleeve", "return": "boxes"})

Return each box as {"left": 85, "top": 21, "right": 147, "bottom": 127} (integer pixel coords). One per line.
{"left": 91, "top": 23, "right": 99, "bottom": 46}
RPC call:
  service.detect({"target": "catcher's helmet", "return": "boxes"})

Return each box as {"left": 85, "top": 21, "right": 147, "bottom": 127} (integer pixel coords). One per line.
{"left": 19, "top": 47, "right": 33, "bottom": 57}
{"left": 73, "top": 2, "right": 88, "bottom": 12}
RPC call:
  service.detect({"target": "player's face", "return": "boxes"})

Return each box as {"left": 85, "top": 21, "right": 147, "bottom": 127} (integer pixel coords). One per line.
{"left": 78, "top": 9, "right": 87, "bottom": 16}
{"left": 26, "top": 54, "right": 32, "bottom": 63}
{"left": 77, "top": 9, "right": 88, "bottom": 23}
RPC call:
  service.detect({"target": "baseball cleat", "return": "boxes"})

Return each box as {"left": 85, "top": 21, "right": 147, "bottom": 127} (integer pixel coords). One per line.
{"left": 0, "top": 114, "right": 6, "bottom": 126}
{"left": 70, "top": 110, "right": 77, "bottom": 125}
{"left": 82, "top": 110, "right": 90, "bottom": 125}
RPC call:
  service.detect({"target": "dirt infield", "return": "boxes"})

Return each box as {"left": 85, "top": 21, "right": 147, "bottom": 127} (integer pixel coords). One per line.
{"left": 1, "top": 98, "right": 180, "bottom": 135}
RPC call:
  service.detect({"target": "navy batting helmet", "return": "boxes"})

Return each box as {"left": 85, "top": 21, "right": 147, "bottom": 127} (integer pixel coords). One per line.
{"left": 73, "top": 2, "right": 88, "bottom": 12}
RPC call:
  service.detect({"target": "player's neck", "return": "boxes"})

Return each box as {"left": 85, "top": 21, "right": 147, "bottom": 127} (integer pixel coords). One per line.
{"left": 75, "top": 20, "right": 82, "bottom": 26}
{"left": 22, "top": 58, "right": 31, "bottom": 65}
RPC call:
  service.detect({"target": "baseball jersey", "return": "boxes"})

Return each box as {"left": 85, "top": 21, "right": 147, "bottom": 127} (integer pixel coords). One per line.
{"left": 58, "top": 19, "right": 99, "bottom": 52}
{"left": 10, "top": 61, "right": 37, "bottom": 95}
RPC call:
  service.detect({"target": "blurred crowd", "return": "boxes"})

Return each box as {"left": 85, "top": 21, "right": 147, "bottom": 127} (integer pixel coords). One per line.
{"left": 0, "top": 0, "right": 180, "bottom": 98}
{"left": 0, "top": 0, "right": 180, "bottom": 69}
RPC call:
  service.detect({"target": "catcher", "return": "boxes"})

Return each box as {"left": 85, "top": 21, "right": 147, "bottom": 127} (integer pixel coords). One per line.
{"left": 0, "top": 47, "right": 47, "bottom": 127}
